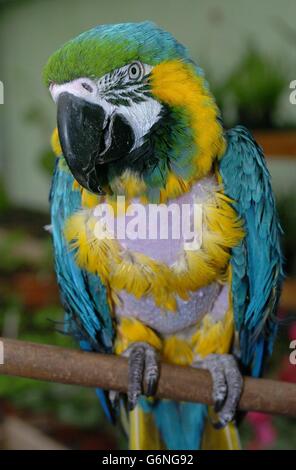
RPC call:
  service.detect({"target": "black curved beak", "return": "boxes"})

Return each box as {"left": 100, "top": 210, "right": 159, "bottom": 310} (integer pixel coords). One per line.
{"left": 57, "top": 92, "right": 135, "bottom": 194}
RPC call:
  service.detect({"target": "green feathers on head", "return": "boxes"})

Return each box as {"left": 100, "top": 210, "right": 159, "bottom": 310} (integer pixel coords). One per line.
{"left": 43, "top": 21, "right": 191, "bottom": 86}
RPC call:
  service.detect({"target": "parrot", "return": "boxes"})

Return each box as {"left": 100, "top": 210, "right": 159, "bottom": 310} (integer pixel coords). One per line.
{"left": 43, "top": 21, "right": 283, "bottom": 450}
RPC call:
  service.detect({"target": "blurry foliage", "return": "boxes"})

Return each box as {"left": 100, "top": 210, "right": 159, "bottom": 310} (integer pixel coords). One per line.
{"left": 214, "top": 47, "right": 287, "bottom": 129}
{"left": 270, "top": 416, "right": 296, "bottom": 450}
{"left": 277, "top": 193, "right": 296, "bottom": 276}
{"left": 0, "top": 230, "right": 28, "bottom": 272}
{"left": 0, "top": 229, "right": 53, "bottom": 273}
{"left": 0, "top": 178, "right": 9, "bottom": 214}
{"left": 23, "top": 104, "right": 49, "bottom": 128}
{"left": 39, "top": 148, "right": 55, "bottom": 175}
{"left": 23, "top": 103, "right": 55, "bottom": 177}
{"left": 240, "top": 414, "right": 296, "bottom": 450}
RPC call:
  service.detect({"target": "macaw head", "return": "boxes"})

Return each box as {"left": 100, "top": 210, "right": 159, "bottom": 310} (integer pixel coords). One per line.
{"left": 44, "top": 21, "right": 225, "bottom": 202}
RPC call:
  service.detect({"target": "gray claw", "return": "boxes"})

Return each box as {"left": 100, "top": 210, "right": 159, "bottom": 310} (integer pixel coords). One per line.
{"left": 124, "top": 342, "right": 159, "bottom": 411}
{"left": 194, "top": 353, "right": 243, "bottom": 427}
{"left": 128, "top": 344, "right": 145, "bottom": 410}
{"left": 144, "top": 346, "right": 159, "bottom": 397}
{"left": 214, "top": 397, "right": 225, "bottom": 413}
{"left": 213, "top": 419, "right": 226, "bottom": 430}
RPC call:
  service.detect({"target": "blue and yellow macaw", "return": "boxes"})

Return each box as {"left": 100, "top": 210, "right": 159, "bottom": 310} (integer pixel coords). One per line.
{"left": 44, "top": 22, "right": 283, "bottom": 450}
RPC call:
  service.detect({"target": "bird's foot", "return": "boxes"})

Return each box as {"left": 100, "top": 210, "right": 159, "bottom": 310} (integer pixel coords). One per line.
{"left": 121, "top": 342, "right": 160, "bottom": 411}
{"left": 193, "top": 354, "right": 243, "bottom": 428}
{"left": 109, "top": 342, "right": 159, "bottom": 410}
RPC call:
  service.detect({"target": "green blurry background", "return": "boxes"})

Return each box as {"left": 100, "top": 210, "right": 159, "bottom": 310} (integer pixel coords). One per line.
{"left": 0, "top": 0, "right": 295, "bottom": 450}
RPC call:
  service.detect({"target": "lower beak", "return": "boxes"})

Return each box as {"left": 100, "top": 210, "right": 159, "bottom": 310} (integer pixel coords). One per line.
{"left": 57, "top": 92, "right": 135, "bottom": 194}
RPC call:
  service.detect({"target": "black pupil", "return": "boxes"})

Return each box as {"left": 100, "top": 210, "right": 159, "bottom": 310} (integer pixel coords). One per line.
{"left": 131, "top": 66, "right": 138, "bottom": 76}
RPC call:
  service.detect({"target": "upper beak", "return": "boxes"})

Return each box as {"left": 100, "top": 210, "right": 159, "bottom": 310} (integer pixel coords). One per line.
{"left": 57, "top": 92, "right": 106, "bottom": 194}
{"left": 57, "top": 92, "right": 135, "bottom": 194}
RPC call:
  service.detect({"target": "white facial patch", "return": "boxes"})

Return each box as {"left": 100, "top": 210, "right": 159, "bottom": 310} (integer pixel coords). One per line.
{"left": 50, "top": 62, "right": 162, "bottom": 150}
{"left": 115, "top": 99, "right": 162, "bottom": 150}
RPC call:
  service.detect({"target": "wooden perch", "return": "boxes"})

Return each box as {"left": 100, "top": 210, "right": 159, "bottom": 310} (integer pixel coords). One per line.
{"left": 0, "top": 337, "right": 295, "bottom": 417}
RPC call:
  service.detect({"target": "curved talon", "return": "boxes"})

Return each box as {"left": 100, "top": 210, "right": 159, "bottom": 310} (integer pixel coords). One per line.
{"left": 128, "top": 344, "right": 145, "bottom": 410}
{"left": 144, "top": 346, "right": 159, "bottom": 397}
{"left": 124, "top": 342, "right": 159, "bottom": 411}
{"left": 194, "top": 353, "right": 243, "bottom": 428}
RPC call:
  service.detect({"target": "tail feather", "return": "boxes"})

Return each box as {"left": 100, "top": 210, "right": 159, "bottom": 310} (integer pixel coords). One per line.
{"left": 129, "top": 399, "right": 241, "bottom": 450}
{"left": 130, "top": 399, "right": 206, "bottom": 450}
{"left": 202, "top": 416, "right": 241, "bottom": 450}
{"left": 129, "top": 404, "right": 163, "bottom": 450}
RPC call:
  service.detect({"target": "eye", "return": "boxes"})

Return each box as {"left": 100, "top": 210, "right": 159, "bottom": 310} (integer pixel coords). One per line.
{"left": 128, "top": 61, "right": 144, "bottom": 81}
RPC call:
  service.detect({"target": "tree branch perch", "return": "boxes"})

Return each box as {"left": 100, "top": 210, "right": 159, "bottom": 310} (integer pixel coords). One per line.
{"left": 0, "top": 337, "right": 295, "bottom": 417}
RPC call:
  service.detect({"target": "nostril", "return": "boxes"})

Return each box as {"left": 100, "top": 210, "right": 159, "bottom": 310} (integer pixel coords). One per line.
{"left": 81, "top": 82, "right": 93, "bottom": 93}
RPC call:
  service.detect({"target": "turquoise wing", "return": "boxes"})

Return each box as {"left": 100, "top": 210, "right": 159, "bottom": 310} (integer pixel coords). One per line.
{"left": 50, "top": 159, "right": 114, "bottom": 352}
{"left": 219, "top": 126, "right": 283, "bottom": 377}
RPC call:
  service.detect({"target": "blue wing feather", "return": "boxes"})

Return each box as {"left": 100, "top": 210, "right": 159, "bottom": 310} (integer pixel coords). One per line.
{"left": 50, "top": 159, "right": 114, "bottom": 351}
{"left": 219, "top": 126, "right": 283, "bottom": 376}
{"left": 50, "top": 159, "right": 115, "bottom": 420}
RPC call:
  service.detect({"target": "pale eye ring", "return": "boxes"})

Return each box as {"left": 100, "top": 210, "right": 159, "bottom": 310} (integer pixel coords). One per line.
{"left": 128, "top": 61, "right": 144, "bottom": 81}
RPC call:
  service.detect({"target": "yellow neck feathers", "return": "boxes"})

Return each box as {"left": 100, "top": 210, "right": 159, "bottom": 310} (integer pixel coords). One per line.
{"left": 150, "top": 59, "right": 226, "bottom": 180}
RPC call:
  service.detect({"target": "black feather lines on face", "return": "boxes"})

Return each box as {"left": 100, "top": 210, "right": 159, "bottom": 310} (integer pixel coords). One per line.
{"left": 101, "top": 68, "right": 151, "bottom": 107}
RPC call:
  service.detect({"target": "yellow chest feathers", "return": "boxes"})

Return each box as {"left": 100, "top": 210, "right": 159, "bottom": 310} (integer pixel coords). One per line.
{"left": 64, "top": 176, "right": 244, "bottom": 311}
